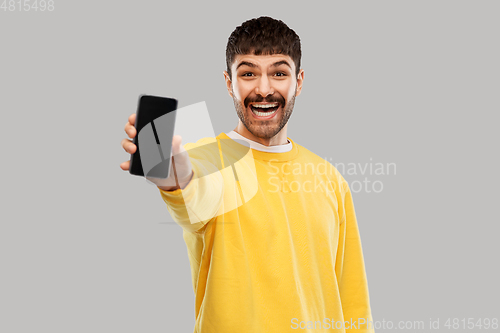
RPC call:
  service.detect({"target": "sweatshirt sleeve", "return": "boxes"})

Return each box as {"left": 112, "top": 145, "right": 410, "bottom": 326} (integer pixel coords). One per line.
{"left": 158, "top": 139, "right": 224, "bottom": 234}
{"left": 335, "top": 182, "right": 375, "bottom": 332}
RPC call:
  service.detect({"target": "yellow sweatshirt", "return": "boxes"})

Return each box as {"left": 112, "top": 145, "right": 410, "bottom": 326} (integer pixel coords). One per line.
{"left": 158, "top": 132, "right": 374, "bottom": 333}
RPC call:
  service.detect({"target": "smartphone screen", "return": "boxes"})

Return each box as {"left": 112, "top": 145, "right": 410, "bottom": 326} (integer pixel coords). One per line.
{"left": 129, "top": 95, "right": 178, "bottom": 178}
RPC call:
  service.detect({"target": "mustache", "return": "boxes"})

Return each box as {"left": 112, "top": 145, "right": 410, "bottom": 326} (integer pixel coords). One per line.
{"left": 244, "top": 95, "right": 285, "bottom": 108}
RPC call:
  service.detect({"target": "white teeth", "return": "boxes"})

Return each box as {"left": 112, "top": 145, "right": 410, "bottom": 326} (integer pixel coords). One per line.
{"left": 252, "top": 103, "right": 278, "bottom": 109}
{"left": 252, "top": 108, "right": 278, "bottom": 117}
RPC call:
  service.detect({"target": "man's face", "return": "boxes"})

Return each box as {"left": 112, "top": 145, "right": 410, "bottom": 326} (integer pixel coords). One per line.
{"left": 224, "top": 54, "right": 304, "bottom": 140}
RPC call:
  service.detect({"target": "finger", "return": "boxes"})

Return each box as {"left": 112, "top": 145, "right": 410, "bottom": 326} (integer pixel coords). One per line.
{"left": 121, "top": 138, "right": 136, "bottom": 154}
{"left": 128, "top": 113, "right": 136, "bottom": 126}
{"left": 120, "top": 160, "right": 130, "bottom": 171}
{"left": 124, "top": 122, "right": 136, "bottom": 138}
{"left": 172, "top": 135, "right": 183, "bottom": 155}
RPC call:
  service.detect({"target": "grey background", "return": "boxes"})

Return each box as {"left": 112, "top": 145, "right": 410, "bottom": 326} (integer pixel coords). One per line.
{"left": 1, "top": 0, "right": 498, "bottom": 332}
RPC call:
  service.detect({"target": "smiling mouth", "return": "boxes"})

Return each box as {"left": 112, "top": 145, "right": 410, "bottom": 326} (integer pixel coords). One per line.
{"left": 250, "top": 102, "right": 279, "bottom": 117}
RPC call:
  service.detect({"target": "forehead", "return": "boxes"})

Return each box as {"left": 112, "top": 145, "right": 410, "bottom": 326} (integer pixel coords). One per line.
{"left": 232, "top": 53, "right": 295, "bottom": 71}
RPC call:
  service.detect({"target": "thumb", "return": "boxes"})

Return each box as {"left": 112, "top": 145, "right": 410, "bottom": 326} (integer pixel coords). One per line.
{"left": 172, "top": 135, "right": 183, "bottom": 156}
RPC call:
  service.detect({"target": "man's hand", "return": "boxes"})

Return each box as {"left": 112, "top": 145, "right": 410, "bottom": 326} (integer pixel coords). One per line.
{"left": 120, "top": 113, "right": 194, "bottom": 191}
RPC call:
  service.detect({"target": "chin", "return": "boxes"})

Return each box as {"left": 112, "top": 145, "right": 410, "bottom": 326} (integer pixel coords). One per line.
{"left": 245, "top": 121, "right": 283, "bottom": 139}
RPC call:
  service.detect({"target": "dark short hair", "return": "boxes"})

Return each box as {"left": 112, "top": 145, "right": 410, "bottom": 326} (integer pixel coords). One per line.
{"left": 226, "top": 16, "right": 301, "bottom": 79}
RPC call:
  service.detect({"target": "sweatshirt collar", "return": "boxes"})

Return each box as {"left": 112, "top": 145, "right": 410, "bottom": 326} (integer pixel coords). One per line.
{"left": 219, "top": 132, "right": 299, "bottom": 162}
{"left": 225, "top": 130, "right": 292, "bottom": 153}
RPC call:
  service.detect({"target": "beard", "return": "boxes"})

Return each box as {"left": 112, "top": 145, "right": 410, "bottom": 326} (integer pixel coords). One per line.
{"left": 231, "top": 87, "right": 296, "bottom": 140}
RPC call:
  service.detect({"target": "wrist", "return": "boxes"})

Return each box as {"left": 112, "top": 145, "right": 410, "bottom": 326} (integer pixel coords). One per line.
{"left": 178, "top": 170, "right": 194, "bottom": 189}
{"left": 157, "top": 170, "right": 193, "bottom": 192}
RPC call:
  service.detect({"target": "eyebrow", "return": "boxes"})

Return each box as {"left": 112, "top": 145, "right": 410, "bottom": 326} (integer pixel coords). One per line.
{"left": 236, "top": 60, "right": 292, "bottom": 71}
{"left": 270, "top": 60, "right": 292, "bottom": 70}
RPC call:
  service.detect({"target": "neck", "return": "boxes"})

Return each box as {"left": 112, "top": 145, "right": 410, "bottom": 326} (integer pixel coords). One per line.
{"left": 234, "top": 121, "right": 288, "bottom": 146}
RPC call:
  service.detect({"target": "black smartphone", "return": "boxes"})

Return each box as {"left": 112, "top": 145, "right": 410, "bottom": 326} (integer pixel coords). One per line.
{"left": 129, "top": 95, "right": 178, "bottom": 179}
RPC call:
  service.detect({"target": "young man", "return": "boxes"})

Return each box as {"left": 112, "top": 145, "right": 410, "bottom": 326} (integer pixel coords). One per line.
{"left": 121, "top": 16, "right": 375, "bottom": 333}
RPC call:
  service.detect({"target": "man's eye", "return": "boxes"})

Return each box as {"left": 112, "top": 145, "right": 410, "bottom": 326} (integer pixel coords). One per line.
{"left": 241, "top": 73, "right": 254, "bottom": 77}
{"left": 275, "top": 72, "right": 287, "bottom": 77}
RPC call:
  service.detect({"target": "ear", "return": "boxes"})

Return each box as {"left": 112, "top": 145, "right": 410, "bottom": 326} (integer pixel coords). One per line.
{"left": 295, "top": 69, "right": 304, "bottom": 97}
{"left": 223, "top": 71, "right": 233, "bottom": 98}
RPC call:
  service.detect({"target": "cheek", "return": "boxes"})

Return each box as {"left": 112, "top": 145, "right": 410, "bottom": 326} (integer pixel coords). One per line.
{"left": 233, "top": 82, "right": 252, "bottom": 103}
{"left": 275, "top": 81, "right": 296, "bottom": 100}
{"left": 281, "top": 87, "right": 296, "bottom": 101}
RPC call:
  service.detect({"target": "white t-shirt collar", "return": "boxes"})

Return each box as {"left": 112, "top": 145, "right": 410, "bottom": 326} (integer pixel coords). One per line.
{"left": 225, "top": 130, "right": 292, "bottom": 153}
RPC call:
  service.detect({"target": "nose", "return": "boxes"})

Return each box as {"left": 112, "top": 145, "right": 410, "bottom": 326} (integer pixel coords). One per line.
{"left": 255, "top": 75, "right": 274, "bottom": 97}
